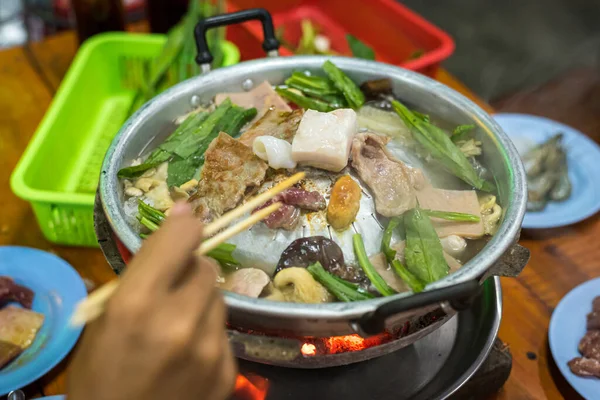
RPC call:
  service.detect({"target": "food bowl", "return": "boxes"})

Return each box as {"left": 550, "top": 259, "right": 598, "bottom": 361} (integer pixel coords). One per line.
{"left": 99, "top": 9, "right": 528, "bottom": 338}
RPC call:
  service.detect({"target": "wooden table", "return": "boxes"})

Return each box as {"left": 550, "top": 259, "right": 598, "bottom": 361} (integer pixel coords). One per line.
{"left": 1, "top": 28, "right": 599, "bottom": 399}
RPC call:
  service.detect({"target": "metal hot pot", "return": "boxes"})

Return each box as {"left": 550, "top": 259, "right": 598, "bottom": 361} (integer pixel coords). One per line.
{"left": 99, "top": 9, "right": 529, "bottom": 339}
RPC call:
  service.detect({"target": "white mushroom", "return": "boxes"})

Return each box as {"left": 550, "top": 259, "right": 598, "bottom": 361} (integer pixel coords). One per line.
{"left": 440, "top": 235, "right": 468, "bottom": 259}
{"left": 125, "top": 187, "right": 143, "bottom": 197}
{"left": 219, "top": 268, "right": 271, "bottom": 298}
{"left": 180, "top": 179, "right": 198, "bottom": 193}
{"left": 271, "top": 267, "right": 333, "bottom": 303}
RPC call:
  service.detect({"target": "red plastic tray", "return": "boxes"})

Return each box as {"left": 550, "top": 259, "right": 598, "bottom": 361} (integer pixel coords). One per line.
{"left": 224, "top": 0, "right": 455, "bottom": 76}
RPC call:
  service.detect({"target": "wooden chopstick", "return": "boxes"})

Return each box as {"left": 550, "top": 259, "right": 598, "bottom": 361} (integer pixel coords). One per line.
{"left": 203, "top": 171, "right": 305, "bottom": 236}
{"left": 70, "top": 172, "right": 305, "bottom": 327}
{"left": 70, "top": 202, "right": 283, "bottom": 327}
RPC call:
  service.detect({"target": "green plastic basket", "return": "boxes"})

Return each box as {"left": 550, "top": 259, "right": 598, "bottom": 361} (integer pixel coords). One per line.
{"left": 10, "top": 32, "right": 240, "bottom": 247}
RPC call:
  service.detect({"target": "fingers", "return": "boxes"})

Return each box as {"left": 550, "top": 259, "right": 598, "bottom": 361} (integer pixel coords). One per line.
{"left": 171, "top": 256, "right": 220, "bottom": 323}
{"left": 121, "top": 202, "right": 205, "bottom": 292}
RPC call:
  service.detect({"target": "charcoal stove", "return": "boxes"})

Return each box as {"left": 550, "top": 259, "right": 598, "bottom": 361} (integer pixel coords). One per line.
{"left": 94, "top": 193, "right": 512, "bottom": 399}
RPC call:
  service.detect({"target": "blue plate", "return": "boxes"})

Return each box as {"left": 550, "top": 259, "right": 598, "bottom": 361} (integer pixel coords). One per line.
{"left": 549, "top": 277, "right": 600, "bottom": 399}
{"left": 494, "top": 113, "right": 600, "bottom": 229}
{"left": 0, "top": 247, "right": 86, "bottom": 396}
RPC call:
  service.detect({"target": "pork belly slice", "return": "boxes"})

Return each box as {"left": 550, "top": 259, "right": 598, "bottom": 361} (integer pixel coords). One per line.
{"left": 0, "top": 306, "right": 44, "bottom": 350}
{"left": 0, "top": 340, "right": 22, "bottom": 369}
{"left": 292, "top": 109, "right": 357, "bottom": 172}
{"left": 351, "top": 132, "right": 423, "bottom": 217}
{"left": 416, "top": 186, "right": 485, "bottom": 238}
{"left": 579, "top": 330, "right": 600, "bottom": 361}
{"left": 189, "top": 132, "right": 268, "bottom": 221}
{"left": 215, "top": 81, "right": 291, "bottom": 120}
{"left": 239, "top": 108, "right": 304, "bottom": 147}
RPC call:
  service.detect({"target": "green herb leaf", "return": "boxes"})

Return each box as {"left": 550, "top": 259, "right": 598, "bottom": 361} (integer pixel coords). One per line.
{"left": 403, "top": 208, "right": 449, "bottom": 283}
{"left": 382, "top": 217, "right": 402, "bottom": 262}
{"left": 346, "top": 34, "right": 375, "bottom": 60}
{"left": 353, "top": 234, "right": 396, "bottom": 296}
{"left": 422, "top": 209, "right": 481, "bottom": 222}
{"left": 392, "top": 100, "right": 491, "bottom": 191}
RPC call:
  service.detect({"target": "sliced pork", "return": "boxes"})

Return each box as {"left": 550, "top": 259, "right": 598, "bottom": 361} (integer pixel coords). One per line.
{"left": 215, "top": 81, "right": 291, "bottom": 121}
{"left": 254, "top": 187, "right": 326, "bottom": 230}
{"left": 569, "top": 357, "right": 600, "bottom": 378}
{"left": 292, "top": 109, "right": 357, "bottom": 172}
{"left": 239, "top": 109, "right": 304, "bottom": 147}
{"left": 189, "top": 132, "right": 268, "bottom": 221}
{"left": 416, "top": 186, "right": 485, "bottom": 238}
{"left": 579, "top": 330, "right": 600, "bottom": 360}
{"left": 0, "top": 306, "right": 44, "bottom": 347}
{"left": 0, "top": 277, "right": 34, "bottom": 309}
{"left": 351, "top": 132, "right": 423, "bottom": 217}
{"left": 219, "top": 268, "right": 271, "bottom": 298}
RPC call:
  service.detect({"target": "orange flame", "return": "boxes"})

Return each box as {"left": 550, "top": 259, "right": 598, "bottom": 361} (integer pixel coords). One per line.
{"left": 233, "top": 374, "right": 269, "bottom": 400}
{"left": 301, "top": 343, "right": 317, "bottom": 356}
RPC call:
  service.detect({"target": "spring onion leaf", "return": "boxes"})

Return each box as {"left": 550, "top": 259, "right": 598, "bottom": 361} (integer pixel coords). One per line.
{"left": 346, "top": 34, "right": 375, "bottom": 60}
{"left": 322, "top": 61, "right": 365, "bottom": 110}
{"left": 275, "top": 87, "right": 335, "bottom": 112}
{"left": 353, "top": 234, "right": 396, "bottom": 296}
{"left": 307, "top": 262, "right": 374, "bottom": 302}
{"left": 422, "top": 209, "right": 481, "bottom": 222}
{"left": 392, "top": 100, "right": 491, "bottom": 191}
{"left": 403, "top": 208, "right": 449, "bottom": 284}
{"left": 391, "top": 260, "right": 425, "bottom": 293}
{"left": 117, "top": 160, "right": 165, "bottom": 179}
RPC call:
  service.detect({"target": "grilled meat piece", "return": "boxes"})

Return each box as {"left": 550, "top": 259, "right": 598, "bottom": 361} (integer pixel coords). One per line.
{"left": 0, "top": 277, "right": 34, "bottom": 309}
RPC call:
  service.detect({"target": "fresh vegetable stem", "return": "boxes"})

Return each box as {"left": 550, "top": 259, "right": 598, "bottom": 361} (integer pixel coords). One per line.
{"left": 286, "top": 72, "right": 339, "bottom": 93}
{"left": 391, "top": 260, "right": 425, "bottom": 293}
{"left": 352, "top": 234, "right": 396, "bottom": 296}
{"left": 392, "top": 99, "right": 491, "bottom": 191}
{"left": 422, "top": 209, "right": 481, "bottom": 222}
{"left": 307, "top": 262, "right": 374, "bottom": 302}
{"left": 322, "top": 60, "right": 365, "bottom": 109}
{"left": 138, "top": 199, "right": 166, "bottom": 226}
{"left": 138, "top": 216, "right": 160, "bottom": 232}
{"left": 275, "top": 87, "right": 335, "bottom": 112}
{"left": 403, "top": 208, "right": 449, "bottom": 284}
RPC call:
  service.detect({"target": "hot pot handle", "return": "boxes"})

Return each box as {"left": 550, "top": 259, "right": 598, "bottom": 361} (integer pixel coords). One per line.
{"left": 353, "top": 280, "right": 481, "bottom": 336}
{"left": 194, "top": 8, "right": 280, "bottom": 72}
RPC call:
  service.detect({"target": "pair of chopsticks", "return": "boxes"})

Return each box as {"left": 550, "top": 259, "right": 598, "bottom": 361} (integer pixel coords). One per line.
{"left": 70, "top": 172, "right": 306, "bottom": 327}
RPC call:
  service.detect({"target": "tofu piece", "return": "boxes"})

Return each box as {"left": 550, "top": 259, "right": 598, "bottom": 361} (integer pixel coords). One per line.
{"left": 0, "top": 306, "right": 44, "bottom": 349}
{"left": 416, "top": 186, "right": 485, "bottom": 238}
{"left": 291, "top": 109, "right": 357, "bottom": 172}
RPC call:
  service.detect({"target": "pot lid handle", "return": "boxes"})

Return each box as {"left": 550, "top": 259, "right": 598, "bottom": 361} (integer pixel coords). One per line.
{"left": 195, "top": 8, "right": 280, "bottom": 72}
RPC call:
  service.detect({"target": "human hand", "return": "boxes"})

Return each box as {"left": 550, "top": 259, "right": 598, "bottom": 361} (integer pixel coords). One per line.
{"left": 68, "top": 202, "right": 236, "bottom": 400}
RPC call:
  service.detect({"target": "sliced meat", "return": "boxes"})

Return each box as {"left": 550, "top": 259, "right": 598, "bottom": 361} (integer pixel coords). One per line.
{"left": 569, "top": 357, "right": 600, "bottom": 378}
{"left": 256, "top": 200, "right": 300, "bottom": 230}
{"left": 279, "top": 187, "right": 326, "bottom": 211}
{"left": 416, "top": 185, "right": 485, "bottom": 238}
{"left": 0, "top": 306, "right": 44, "bottom": 349}
{"left": 579, "top": 330, "right": 600, "bottom": 360}
{"left": 369, "top": 253, "right": 409, "bottom": 293}
{"left": 0, "top": 340, "right": 22, "bottom": 369}
{"left": 216, "top": 81, "right": 291, "bottom": 122}
{"left": 588, "top": 310, "right": 600, "bottom": 330}
{"left": 188, "top": 132, "right": 268, "bottom": 221}
{"left": 219, "top": 268, "right": 271, "bottom": 298}
{"left": 593, "top": 296, "right": 600, "bottom": 312}
{"left": 292, "top": 109, "right": 357, "bottom": 172}
{"left": 351, "top": 132, "right": 423, "bottom": 217}
{"left": 239, "top": 109, "right": 304, "bottom": 147}
{"left": 254, "top": 187, "right": 326, "bottom": 230}
{"left": 0, "top": 277, "right": 34, "bottom": 309}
